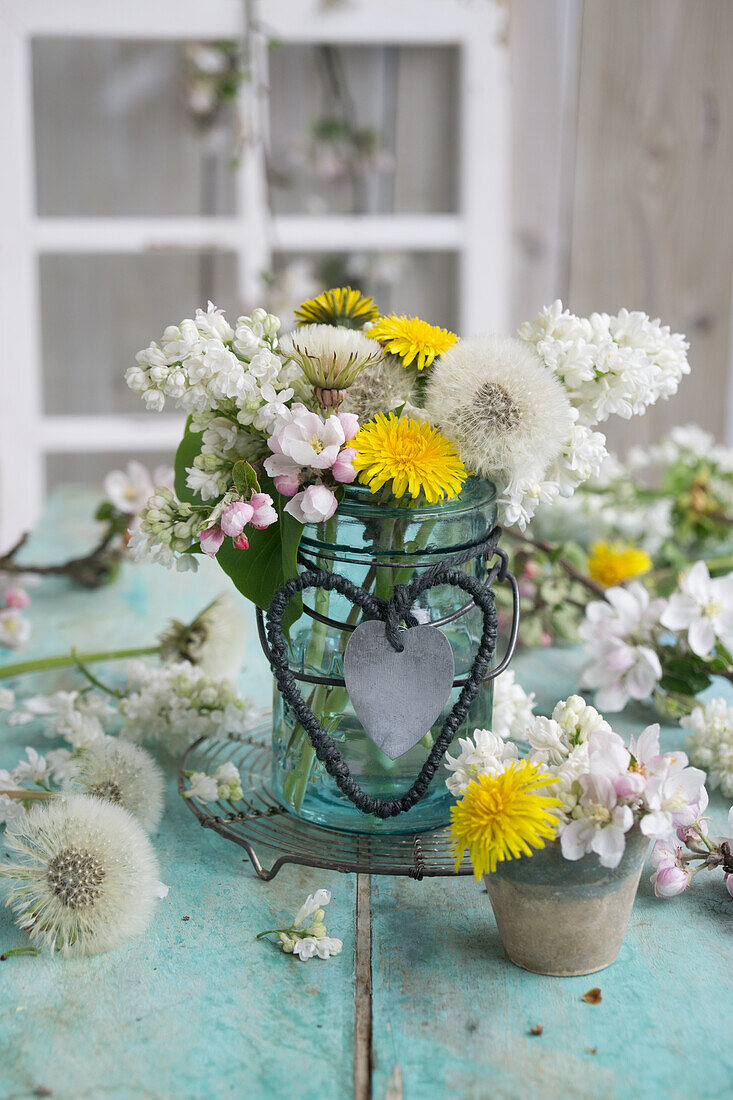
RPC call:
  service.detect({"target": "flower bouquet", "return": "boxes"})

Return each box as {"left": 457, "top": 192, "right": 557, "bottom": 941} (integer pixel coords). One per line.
{"left": 447, "top": 695, "right": 707, "bottom": 974}
{"left": 126, "top": 290, "right": 689, "bottom": 832}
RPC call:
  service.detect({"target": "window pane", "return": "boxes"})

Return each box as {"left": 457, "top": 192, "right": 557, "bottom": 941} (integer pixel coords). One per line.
{"left": 268, "top": 45, "right": 458, "bottom": 216}
{"left": 40, "top": 251, "right": 239, "bottom": 415}
{"left": 33, "top": 38, "right": 237, "bottom": 217}
{"left": 45, "top": 451, "right": 175, "bottom": 492}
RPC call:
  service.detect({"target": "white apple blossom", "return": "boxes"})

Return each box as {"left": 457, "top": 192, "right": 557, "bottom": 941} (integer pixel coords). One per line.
{"left": 0, "top": 687, "right": 14, "bottom": 710}
{"left": 660, "top": 561, "right": 733, "bottom": 658}
{"left": 579, "top": 583, "right": 666, "bottom": 711}
{"left": 284, "top": 484, "right": 338, "bottom": 524}
{"left": 559, "top": 773, "right": 635, "bottom": 868}
{"left": 640, "top": 753, "right": 707, "bottom": 839}
{"left": 103, "top": 461, "right": 155, "bottom": 516}
{"left": 13, "top": 747, "right": 51, "bottom": 787}
{"left": 0, "top": 608, "right": 31, "bottom": 649}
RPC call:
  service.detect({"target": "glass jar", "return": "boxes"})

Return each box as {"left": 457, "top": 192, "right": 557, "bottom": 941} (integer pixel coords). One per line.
{"left": 271, "top": 478, "right": 499, "bottom": 833}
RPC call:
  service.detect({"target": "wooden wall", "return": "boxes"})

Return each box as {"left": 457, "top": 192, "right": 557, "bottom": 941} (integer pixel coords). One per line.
{"left": 510, "top": 0, "right": 733, "bottom": 454}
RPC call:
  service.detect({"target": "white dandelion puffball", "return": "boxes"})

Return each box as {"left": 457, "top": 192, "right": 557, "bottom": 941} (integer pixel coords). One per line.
{"left": 63, "top": 739, "right": 165, "bottom": 832}
{"left": 340, "top": 355, "right": 417, "bottom": 422}
{"left": 1, "top": 795, "right": 164, "bottom": 956}
{"left": 424, "top": 335, "right": 574, "bottom": 482}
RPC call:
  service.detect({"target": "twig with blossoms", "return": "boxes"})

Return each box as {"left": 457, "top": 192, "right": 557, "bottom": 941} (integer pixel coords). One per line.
{"left": 650, "top": 807, "right": 733, "bottom": 899}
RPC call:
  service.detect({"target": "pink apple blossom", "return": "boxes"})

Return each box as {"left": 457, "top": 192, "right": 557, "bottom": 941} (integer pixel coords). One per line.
{"left": 651, "top": 862, "right": 690, "bottom": 898}
{"left": 199, "top": 525, "right": 225, "bottom": 557}
{"left": 220, "top": 500, "right": 254, "bottom": 537}
{"left": 249, "top": 492, "right": 278, "bottom": 530}
{"left": 3, "top": 588, "right": 30, "bottom": 610}
{"left": 337, "top": 412, "right": 359, "bottom": 441}
{"left": 331, "top": 447, "right": 357, "bottom": 484}
{"left": 273, "top": 472, "right": 302, "bottom": 497}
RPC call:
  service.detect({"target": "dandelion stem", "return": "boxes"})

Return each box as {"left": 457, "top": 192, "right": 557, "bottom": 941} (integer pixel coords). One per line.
{"left": 71, "top": 649, "right": 125, "bottom": 698}
{"left": 0, "top": 645, "right": 160, "bottom": 681}
{"left": 0, "top": 789, "right": 55, "bottom": 801}
{"left": 0, "top": 946, "right": 39, "bottom": 960}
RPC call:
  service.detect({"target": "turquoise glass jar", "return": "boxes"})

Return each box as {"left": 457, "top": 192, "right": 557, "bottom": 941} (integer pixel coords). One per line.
{"left": 271, "top": 478, "right": 498, "bottom": 834}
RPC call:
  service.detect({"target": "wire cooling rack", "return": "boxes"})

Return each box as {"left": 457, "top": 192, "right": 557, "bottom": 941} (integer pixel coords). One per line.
{"left": 178, "top": 724, "right": 470, "bottom": 881}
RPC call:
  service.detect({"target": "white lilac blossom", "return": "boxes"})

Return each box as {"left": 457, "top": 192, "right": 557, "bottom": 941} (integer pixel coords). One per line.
{"left": 13, "top": 747, "right": 52, "bottom": 787}
{"left": 183, "top": 761, "right": 243, "bottom": 803}
{"left": 0, "top": 687, "right": 15, "bottom": 710}
{"left": 518, "top": 300, "right": 690, "bottom": 427}
{"left": 490, "top": 670, "right": 536, "bottom": 741}
{"left": 63, "top": 739, "right": 165, "bottom": 832}
{"left": 0, "top": 795, "right": 165, "bottom": 956}
{"left": 120, "top": 661, "right": 258, "bottom": 756}
{"left": 0, "top": 769, "right": 26, "bottom": 827}
{"left": 444, "top": 729, "right": 519, "bottom": 796}
{"left": 258, "top": 888, "right": 343, "bottom": 961}
{"left": 424, "top": 335, "right": 574, "bottom": 485}
{"left": 660, "top": 561, "right": 733, "bottom": 658}
{"left": 186, "top": 417, "right": 264, "bottom": 502}
{"left": 9, "top": 691, "right": 110, "bottom": 750}
{"left": 126, "top": 303, "right": 300, "bottom": 431}
{"left": 579, "top": 583, "right": 666, "bottom": 711}
{"left": 682, "top": 698, "right": 733, "bottom": 796}
{"left": 127, "top": 487, "right": 202, "bottom": 572}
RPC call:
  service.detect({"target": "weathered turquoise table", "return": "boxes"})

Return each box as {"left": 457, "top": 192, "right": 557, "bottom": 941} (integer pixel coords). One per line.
{"left": 1, "top": 489, "right": 731, "bottom": 1100}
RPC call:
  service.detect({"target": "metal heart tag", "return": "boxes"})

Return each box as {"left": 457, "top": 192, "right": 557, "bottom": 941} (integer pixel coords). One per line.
{"left": 343, "top": 619, "right": 455, "bottom": 760}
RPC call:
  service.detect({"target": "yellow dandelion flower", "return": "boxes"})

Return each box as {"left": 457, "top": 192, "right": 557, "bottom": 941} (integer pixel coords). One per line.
{"left": 352, "top": 413, "right": 467, "bottom": 504}
{"left": 449, "top": 760, "right": 561, "bottom": 880}
{"left": 295, "top": 286, "right": 380, "bottom": 329}
{"left": 587, "top": 541, "right": 652, "bottom": 588}
{"left": 369, "top": 314, "right": 458, "bottom": 371}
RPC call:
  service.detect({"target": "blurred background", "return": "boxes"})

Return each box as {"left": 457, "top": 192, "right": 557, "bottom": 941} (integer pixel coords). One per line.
{"left": 2, "top": 0, "right": 733, "bottom": 547}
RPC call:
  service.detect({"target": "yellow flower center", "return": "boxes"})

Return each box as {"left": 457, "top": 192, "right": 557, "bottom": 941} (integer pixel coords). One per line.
{"left": 309, "top": 435, "right": 324, "bottom": 454}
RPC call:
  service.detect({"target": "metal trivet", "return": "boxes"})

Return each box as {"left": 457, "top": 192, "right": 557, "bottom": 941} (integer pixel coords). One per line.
{"left": 178, "top": 724, "right": 471, "bottom": 881}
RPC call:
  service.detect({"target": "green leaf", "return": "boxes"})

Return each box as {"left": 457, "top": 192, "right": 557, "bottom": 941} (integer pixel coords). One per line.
{"left": 174, "top": 417, "right": 204, "bottom": 505}
{"left": 232, "top": 460, "right": 247, "bottom": 496}
{"left": 244, "top": 462, "right": 261, "bottom": 495}
{"left": 660, "top": 656, "right": 711, "bottom": 695}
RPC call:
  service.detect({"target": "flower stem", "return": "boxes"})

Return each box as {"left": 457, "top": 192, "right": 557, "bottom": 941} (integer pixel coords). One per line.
{"left": 0, "top": 645, "right": 160, "bottom": 681}
{"left": 0, "top": 946, "right": 39, "bottom": 960}
{"left": 71, "top": 650, "right": 125, "bottom": 698}
{"left": 0, "top": 789, "right": 55, "bottom": 801}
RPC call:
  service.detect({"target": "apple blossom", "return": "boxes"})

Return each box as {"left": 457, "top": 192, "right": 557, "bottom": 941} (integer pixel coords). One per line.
{"left": 249, "top": 493, "right": 278, "bottom": 530}
{"left": 331, "top": 447, "right": 357, "bottom": 484}
{"left": 660, "top": 560, "right": 733, "bottom": 658}
{"left": 284, "top": 484, "right": 338, "bottom": 524}
{"left": 199, "top": 525, "right": 225, "bottom": 557}
{"left": 219, "top": 500, "right": 254, "bottom": 537}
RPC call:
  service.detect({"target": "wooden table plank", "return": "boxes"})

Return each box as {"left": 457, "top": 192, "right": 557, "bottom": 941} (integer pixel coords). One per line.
{"left": 369, "top": 649, "right": 733, "bottom": 1100}
{"left": 0, "top": 488, "right": 358, "bottom": 1100}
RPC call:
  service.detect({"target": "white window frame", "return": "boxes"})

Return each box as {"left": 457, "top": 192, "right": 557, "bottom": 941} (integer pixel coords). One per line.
{"left": 0, "top": 0, "right": 510, "bottom": 547}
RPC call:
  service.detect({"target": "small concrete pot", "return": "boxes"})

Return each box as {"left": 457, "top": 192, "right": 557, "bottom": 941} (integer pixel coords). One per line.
{"left": 484, "top": 828, "right": 649, "bottom": 976}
